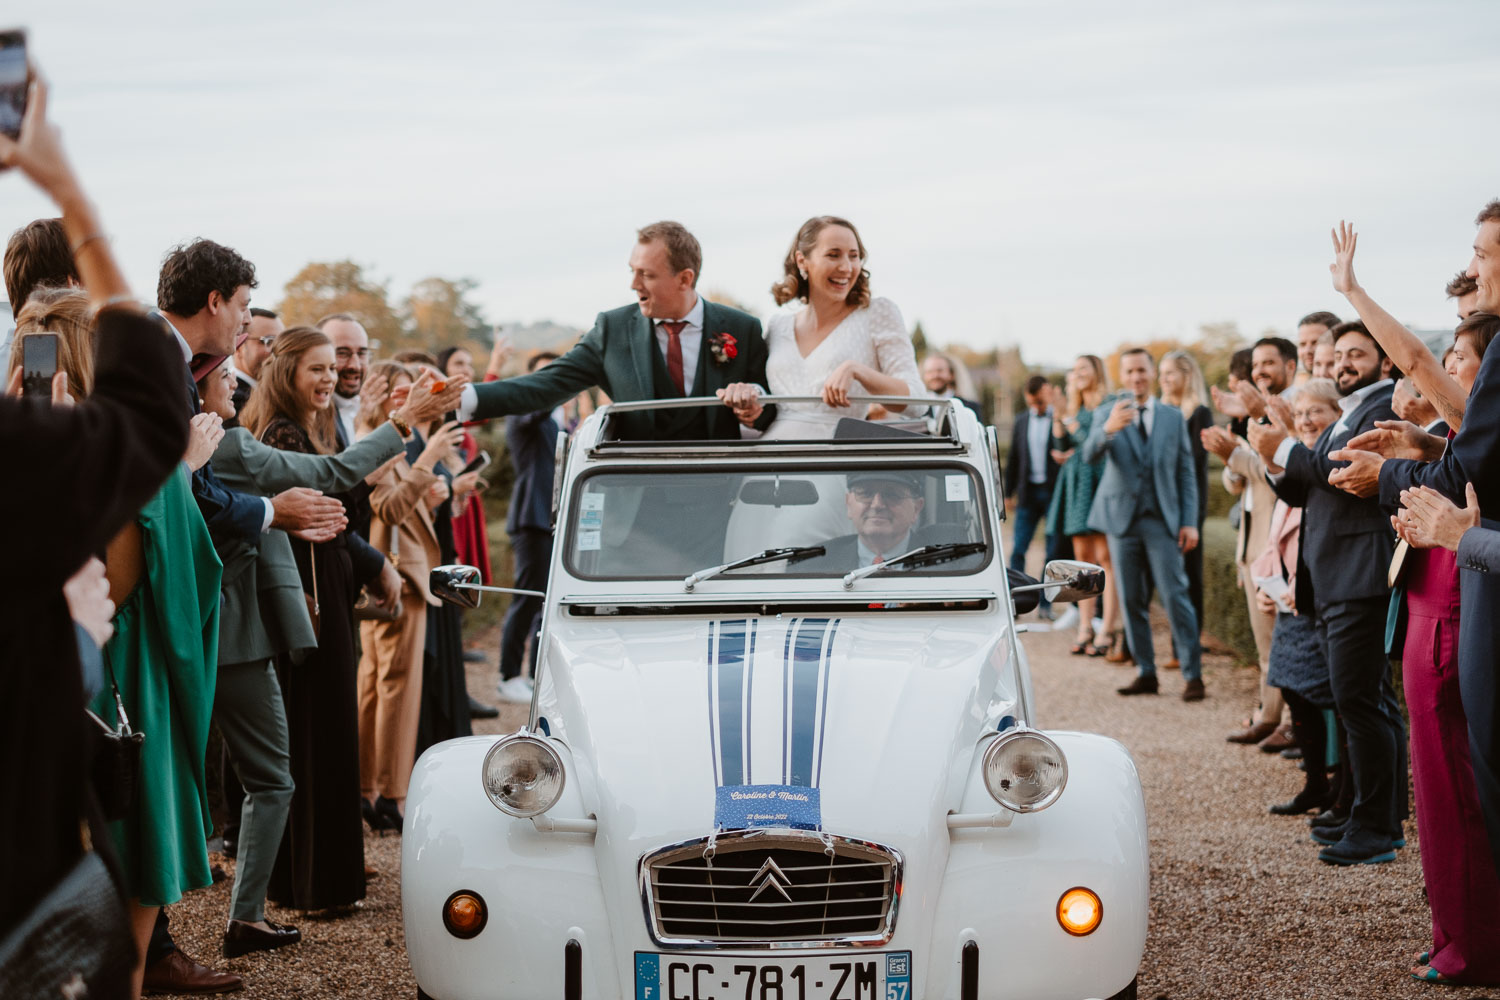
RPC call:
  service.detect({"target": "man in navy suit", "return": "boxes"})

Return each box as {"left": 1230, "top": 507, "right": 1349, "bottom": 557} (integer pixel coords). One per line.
{"left": 1083, "top": 348, "right": 1203, "bottom": 700}
{"left": 1251, "top": 321, "right": 1404, "bottom": 866}
{"left": 1005, "top": 375, "right": 1063, "bottom": 617}
{"left": 497, "top": 352, "right": 563, "bottom": 703}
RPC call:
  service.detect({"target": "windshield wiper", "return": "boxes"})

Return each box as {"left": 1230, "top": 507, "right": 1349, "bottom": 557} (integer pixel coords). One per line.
{"left": 683, "top": 546, "right": 826, "bottom": 592}
{"left": 841, "top": 542, "right": 987, "bottom": 590}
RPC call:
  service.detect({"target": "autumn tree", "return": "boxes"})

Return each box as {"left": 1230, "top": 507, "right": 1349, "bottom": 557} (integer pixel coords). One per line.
{"left": 402, "top": 277, "right": 490, "bottom": 354}
{"left": 277, "top": 260, "right": 403, "bottom": 349}
{"left": 910, "top": 321, "right": 928, "bottom": 358}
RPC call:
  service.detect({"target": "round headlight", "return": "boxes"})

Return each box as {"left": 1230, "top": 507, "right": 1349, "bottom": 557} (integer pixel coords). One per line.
{"left": 481, "top": 735, "right": 565, "bottom": 817}
{"left": 982, "top": 730, "right": 1067, "bottom": 813}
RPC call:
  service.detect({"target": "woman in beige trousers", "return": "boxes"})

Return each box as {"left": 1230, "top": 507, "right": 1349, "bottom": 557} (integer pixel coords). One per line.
{"left": 356, "top": 364, "right": 464, "bottom": 829}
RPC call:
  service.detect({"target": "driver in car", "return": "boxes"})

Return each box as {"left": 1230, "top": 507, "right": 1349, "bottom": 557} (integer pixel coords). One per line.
{"left": 797, "top": 471, "right": 1040, "bottom": 612}
{"left": 800, "top": 472, "right": 950, "bottom": 570}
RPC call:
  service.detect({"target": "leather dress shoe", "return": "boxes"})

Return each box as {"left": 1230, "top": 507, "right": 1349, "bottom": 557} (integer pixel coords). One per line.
{"left": 1309, "top": 808, "right": 1348, "bottom": 827}
{"left": 1318, "top": 828, "right": 1400, "bottom": 865}
{"left": 1258, "top": 723, "right": 1295, "bottom": 753}
{"left": 1227, "top": 720, "right": 1279, "bottom": 744}
{"left": 142, "top": 949, "right": 243, "bottom": 994}
{"left": 223, "top": 918, "right": 301, "bottom": 959}
{"left": 1311, "top": 821, "right": 1405, "bottom": 849}
{"left": 468, "top": 694, "right": 499, "bottom": 719}
{"left": 1269, "top": 788, "right": 1333, "bottom": 815}
{"left": 1181, "top": 678, "right": 1206, "bottom": 702}
{"left": 1117, "top": 674, "right": 1159, "bottom": 696}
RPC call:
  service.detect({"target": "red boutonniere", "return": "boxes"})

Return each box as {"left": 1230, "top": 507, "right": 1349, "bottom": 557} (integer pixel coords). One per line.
{"left": 708, "top": 332, "right": 738, "bottom": 365}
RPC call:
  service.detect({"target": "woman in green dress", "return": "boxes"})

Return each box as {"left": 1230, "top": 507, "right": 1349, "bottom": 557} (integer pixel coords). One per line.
{"left": 12, "top": 289, "right": 222, "bottom": 997}
{"left": 1046, "top": 354, "right": 1119, "bottom": 656}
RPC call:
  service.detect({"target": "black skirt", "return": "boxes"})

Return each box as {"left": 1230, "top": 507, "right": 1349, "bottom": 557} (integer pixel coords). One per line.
{"left": 268, "top": 536, "right": 366, "bottom": 910}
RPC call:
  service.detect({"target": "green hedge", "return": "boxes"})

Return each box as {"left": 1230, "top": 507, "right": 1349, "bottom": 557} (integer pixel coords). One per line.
{"left": 1201, "top": 515, "right": 1258, "bottom": 665}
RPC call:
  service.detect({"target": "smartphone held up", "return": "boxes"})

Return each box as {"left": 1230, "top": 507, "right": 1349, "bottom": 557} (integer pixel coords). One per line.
{"left": 0, "top": 29, "right": 26, "bottom": 141}
{"left": 21, "top": 332, "right": 59, "bottom": 398}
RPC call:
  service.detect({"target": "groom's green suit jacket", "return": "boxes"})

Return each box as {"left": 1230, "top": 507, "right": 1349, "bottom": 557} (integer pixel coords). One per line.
{"left": 472, "top": 300, "right": 773, "bottom": 440}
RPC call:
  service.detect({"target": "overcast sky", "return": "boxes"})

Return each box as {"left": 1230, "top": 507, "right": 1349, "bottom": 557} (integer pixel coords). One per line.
{"left": 6, "top": 0, "right": 1497, "bottom": 364}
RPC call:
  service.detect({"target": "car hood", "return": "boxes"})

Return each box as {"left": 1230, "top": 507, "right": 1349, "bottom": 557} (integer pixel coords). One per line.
{"left": 543, "top": 612, "right": 1015, "bottom": 850}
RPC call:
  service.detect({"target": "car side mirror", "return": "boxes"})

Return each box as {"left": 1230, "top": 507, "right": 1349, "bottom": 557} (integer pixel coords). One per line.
{"left": 430, "top": 564, "right": 483, "bottom": 609}
{"left": 1041, "top": 559, "right": 1105, "bottom": 605}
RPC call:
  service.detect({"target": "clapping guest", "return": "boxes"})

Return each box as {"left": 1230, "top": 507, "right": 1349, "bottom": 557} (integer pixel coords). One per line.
{"left": 1294, "top": 311, "right": 1341, "bottom": 384}
{"left": 1210, "top": 336, "right": 1299, "bottom": 748}
{"left": 1004, "top": 375, "right": 1064, "bottom": 619}
{"left": 356, "top": 364, "right": 458, "bottom": 831}
{"left": 1249, "top": 320, "right": 1403, "bottom": 865}
{"left": 436, "top": 345, "right": 494, "bottom": 591}
{"left": 1251, "top": 380, "right": 1341, "bottom": 816}
{"left": 1381, "top": 312, "right": 1500, "bottom": 985}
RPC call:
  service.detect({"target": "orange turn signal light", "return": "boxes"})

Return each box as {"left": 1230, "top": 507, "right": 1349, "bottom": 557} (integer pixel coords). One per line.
{"left": 1057, "top": 886, "right": 1103, "bottom": 936}
{"left": 443, "top": 890, "right": 487, "bottom": 939}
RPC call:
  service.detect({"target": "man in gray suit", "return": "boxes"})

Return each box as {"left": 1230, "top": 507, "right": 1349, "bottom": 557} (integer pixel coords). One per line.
{"left": 206, "top": 365, "right": 460, "bottom": 957}
{"left": 1084, "top": 348, "right": 1204, "bottom": 700}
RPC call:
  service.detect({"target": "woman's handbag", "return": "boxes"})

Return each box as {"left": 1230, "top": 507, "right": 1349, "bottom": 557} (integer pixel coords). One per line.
{"left": 85, "top": 666, "right": 143, "bottom": 824}
{"left": 0, "top": 836, "right": 135, "bottom": 1000}
{"left": 303, "top": 542, "right": 320, "bottom": 641}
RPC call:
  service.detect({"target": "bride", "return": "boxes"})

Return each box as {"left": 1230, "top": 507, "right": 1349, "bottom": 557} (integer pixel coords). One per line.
{"left": 718, "top": 216, "right": 927, "bottom": 558}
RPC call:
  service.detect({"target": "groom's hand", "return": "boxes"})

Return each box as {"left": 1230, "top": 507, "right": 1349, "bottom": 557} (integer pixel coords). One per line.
{"left": 717, "top": 382, "right": 763, "bottom": 425}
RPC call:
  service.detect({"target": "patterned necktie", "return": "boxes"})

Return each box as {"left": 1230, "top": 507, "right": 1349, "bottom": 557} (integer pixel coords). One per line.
{"left": 660, "top": 320, "right": 687, "bottom": 394}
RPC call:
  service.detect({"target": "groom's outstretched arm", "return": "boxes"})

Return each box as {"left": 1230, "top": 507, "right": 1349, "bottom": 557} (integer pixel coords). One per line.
{"left": 465, "top": 320, "right": 606, "bottom": 420}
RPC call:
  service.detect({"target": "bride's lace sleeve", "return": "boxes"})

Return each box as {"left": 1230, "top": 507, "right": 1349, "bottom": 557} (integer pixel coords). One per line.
{"left": 868, "top": 297, "right": 923, "bottom": 397}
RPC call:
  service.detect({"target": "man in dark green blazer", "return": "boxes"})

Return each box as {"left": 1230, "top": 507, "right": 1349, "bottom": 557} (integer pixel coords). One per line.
{"left": 459, "top": 221, "right": 773, "bottom": 439}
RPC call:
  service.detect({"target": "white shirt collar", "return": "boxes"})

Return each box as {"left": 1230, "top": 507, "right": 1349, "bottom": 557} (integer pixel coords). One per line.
{"left": 1338, "top": 378, "right": 1393, "bottom": 415}
{"left": 653, "top": 294, "right": 704, "bottom": 328}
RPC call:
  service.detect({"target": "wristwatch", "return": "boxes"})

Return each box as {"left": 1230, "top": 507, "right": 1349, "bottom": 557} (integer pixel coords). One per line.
{"left": 388, "top": 411, "right": 412, "bottom": 437}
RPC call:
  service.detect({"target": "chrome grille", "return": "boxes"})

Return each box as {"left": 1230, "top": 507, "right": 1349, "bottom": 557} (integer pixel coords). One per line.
{"left": 640, "top": 830, "right": 902, "bottom": 948}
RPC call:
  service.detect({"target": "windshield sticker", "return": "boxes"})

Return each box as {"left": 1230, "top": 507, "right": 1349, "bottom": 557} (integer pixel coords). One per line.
{"left": 577, "top": 529, "right": 601, "bottom": 551}
{"left": 707, "top": 617, "right": 839, "bottom": 831}
{"left": 581, "top": 493, "right": 605, "bottom": 513}
{"left": 945, "top": 474, "right": 970, "bottom": 502}
{"left": 716, "top": 784, "right": 821, "bottom": 830}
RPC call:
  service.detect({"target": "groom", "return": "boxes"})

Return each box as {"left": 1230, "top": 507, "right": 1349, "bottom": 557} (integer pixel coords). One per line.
{"left": 459, "top": 221, "right": 773, "bottom": 438}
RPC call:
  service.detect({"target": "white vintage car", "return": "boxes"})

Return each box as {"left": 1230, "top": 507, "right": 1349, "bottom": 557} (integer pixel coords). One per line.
{"left": 405, "top": 397, "right": 1148, "bottom": 1000}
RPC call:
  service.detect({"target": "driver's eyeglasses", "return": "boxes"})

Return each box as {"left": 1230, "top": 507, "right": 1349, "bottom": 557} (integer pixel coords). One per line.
{"left": 850, "top": 486, "right": 917, "bottom": 503}
{"left": 335, "top": 348, "right": 371, "bottom": 361}
{"left": 254, "top": 336, "right": 277, "bottom": 348}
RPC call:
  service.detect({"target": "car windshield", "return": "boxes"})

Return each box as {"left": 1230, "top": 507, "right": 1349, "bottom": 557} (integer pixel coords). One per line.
{"left": 566, "top": 464, "right": 990, "bottom": 581}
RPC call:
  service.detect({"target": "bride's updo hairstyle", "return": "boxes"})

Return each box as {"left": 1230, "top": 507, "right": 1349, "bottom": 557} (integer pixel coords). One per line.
{"left": 771, "top": 215, "right": 872, "bottom": 309}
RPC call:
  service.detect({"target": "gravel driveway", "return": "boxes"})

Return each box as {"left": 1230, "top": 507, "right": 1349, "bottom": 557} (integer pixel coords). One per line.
{"left": 158, "top": 615, "right": 1498, "bottom": 999}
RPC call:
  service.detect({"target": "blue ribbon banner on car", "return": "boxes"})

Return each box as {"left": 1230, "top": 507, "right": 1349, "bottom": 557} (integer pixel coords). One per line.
{"left": 707, "top": 617, "right": 841, "bottom": 830}
{"left": 715, "top": 784, "right": 821, "bottom": 829}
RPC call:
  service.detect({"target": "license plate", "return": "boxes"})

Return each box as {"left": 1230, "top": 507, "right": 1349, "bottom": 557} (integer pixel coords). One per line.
{"left": 635, "top": 951, "right": 912, "bottom": 1000}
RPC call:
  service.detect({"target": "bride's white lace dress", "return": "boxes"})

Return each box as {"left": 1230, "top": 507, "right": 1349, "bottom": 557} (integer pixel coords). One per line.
{"left": 723, "top": 297, "right": 926, "bottom": 560}
{"left": 760, "top": 296, "right": 924, "bottom": 438}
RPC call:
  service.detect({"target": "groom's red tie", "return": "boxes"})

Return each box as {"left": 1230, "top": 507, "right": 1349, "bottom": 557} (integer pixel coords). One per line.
{"left": 660, "top": 320, "right": 687, "bottom": 394}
